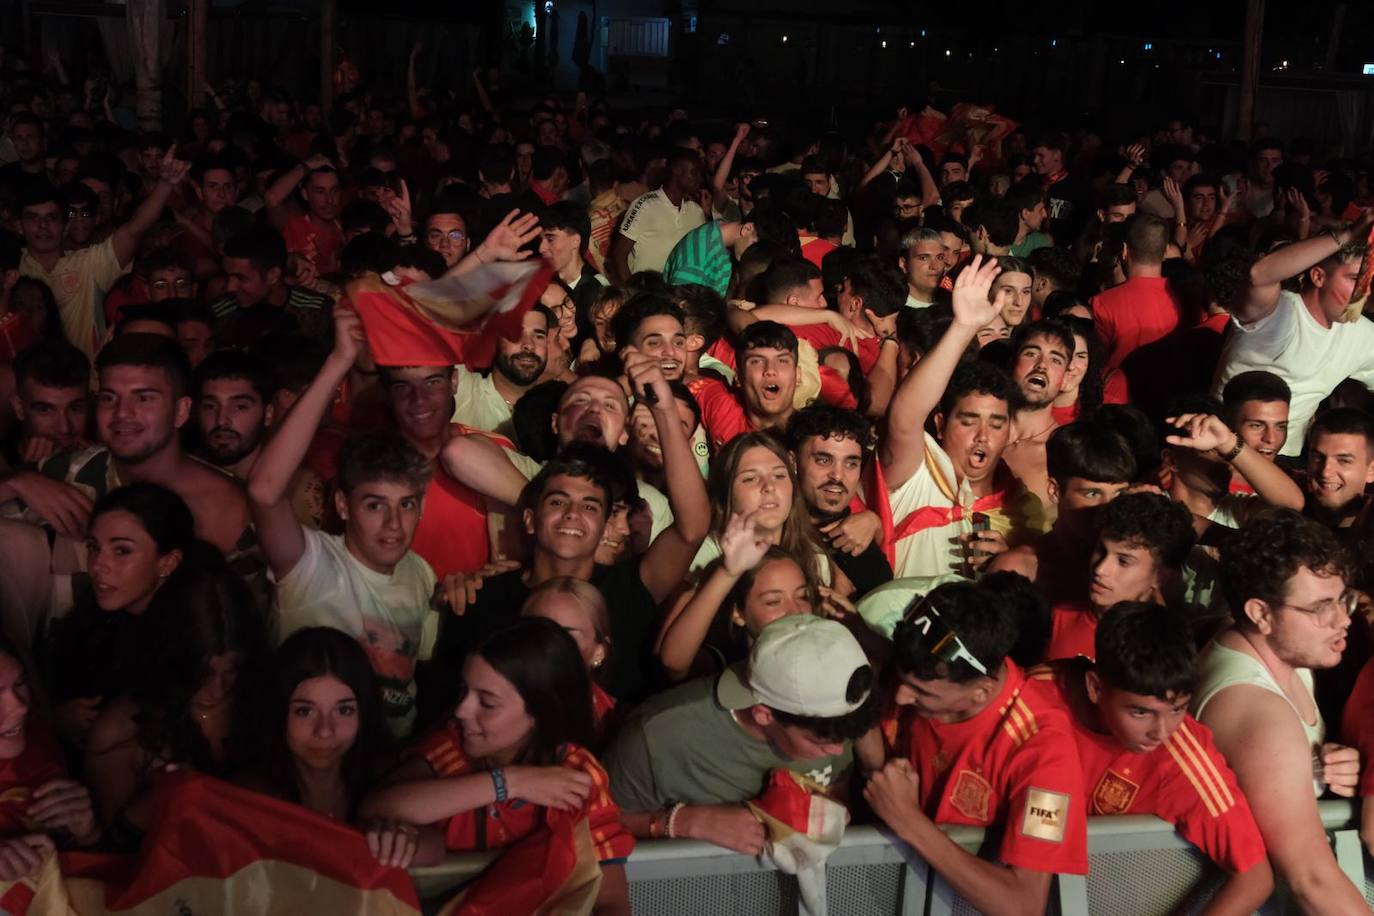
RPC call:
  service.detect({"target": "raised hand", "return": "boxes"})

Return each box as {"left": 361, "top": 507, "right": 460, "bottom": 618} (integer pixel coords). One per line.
{"left": 330, "top": 306, "right": 365, "bottom": 368}
{"left": 950, "top": 254, "right": 1003, "bottom": 330}
{"left": 158, "top": 145, "right": 191, "bottom": 185}
{"left": 1164, "top": 413, "right": 1237, "bottom": 457}
{"left": 381, "top": 179, "right": 413, "bottom": 237}
{"left": 1123, "top": 142, "right": 1147, "bottom": 168}
{"left": 1162, "top": 177, "right": 1185, "bottom": 217}
{"left": 620, "top": 345, "right": 671, "bottom": 406}
{"left": 719, "top": 511, "right": 769, "bottom": 576}
{"left": 734, "top": 122, "right": 751, "bottom": 142}
{"left": 475, "top": 210, "right": 540, "bottom": 264}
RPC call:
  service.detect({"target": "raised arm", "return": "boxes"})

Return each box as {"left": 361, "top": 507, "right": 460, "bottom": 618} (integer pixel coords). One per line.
{"left": 1164, "top": 413, "right": 1303, "bottom": 511}
{"left": 407, "top": 43, "right": 425, "bottom": 120}
{"left": 657, "top": 513, "right": 766, "bottom": 681}
{"left": 265, "top": 154, "right": 332, "bottom": 215}
{"left": 711, "top": 123, "right": 750, "bottom": 211}
{"left": 902, "top": 141, "right": 941, "bottom": 208}
{"left": 247, "top": 308, "right": 361, "bottom": 578}
{"left": 471, "top": 68, "right": 498, "bottom": 120}
{"left": 1237, "top": 210, "right": 1373, "bottom": 325}
{"left": 859, "top": 143, "right": 900, "bottom": 192}
{"left": 111, "top": 147, "right": 189, "bottom": 267}
{"left": 881, "top": 255, "right": 1002, "bottom": 488}
{"left": 627, "top": 347, "right": 709, "bottom": 603}
{"left": 443, "top": 209, "right": 541, "bottom": 279}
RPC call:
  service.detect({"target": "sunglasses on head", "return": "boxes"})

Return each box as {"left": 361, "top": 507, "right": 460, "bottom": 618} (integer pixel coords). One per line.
{"left": 899, "top": 595, "right": 989, "bottom": 676}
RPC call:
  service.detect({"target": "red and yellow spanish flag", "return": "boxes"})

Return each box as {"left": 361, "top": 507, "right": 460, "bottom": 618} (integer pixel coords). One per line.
{"left": 346, "top": 261, "right": 555, "bottom": 369}
{"left": 435, "top": 805, "right": 603, "bottom": 916}
{"left": 0, "top": 771, "right": 420, "bottom": 915}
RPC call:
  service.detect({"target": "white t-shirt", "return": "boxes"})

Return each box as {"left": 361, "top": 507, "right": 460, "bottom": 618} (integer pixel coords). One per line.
{"left": 274, "top": 529, "right": 438, "bottom": 740}
{"left": 886, "top": 433, "right": 984, "bottom": 582}
{"left": 904, "top": 292, "right": 933, "bottom": 310}
{"left": 620, "top": 189, "right": 706, "bottom": 275}
{"left": 452, "top": 366, "right": 515, "bottom": 440}
{"left": 1213, "top": 290, "right": 1374, "bottom": 457}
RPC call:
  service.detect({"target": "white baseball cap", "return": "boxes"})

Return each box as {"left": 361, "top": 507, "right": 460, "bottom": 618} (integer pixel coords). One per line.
{"left": 716, "top": 615, "right": 871, "bottom": 717}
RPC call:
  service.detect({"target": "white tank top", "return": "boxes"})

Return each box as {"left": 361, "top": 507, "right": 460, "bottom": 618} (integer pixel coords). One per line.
{"left": 1192, "top": 639, "right": 1325, "bottom": 796}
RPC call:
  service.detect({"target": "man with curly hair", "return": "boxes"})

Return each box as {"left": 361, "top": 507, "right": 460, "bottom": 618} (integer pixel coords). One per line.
{"left": 1192, "top": 509, "right": 1366, "bottom": 915}
{"left": 1044, "top": 491, "right": 1195, "bottom": 662}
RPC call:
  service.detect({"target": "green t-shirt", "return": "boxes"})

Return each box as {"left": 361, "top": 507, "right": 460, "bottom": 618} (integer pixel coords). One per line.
{"left": 1009, "top": 231, "right": 1052, "bottom": 258}
{"left": 663, "top": 221, "right": 733, "bottom": 297}
{"left": 604, "top": 673, "right": 852, "bottom": 811}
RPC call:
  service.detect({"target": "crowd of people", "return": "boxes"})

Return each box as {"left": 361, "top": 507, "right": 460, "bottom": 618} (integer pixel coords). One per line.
{"left": 1, "top": 39, "right": 1374, "bottom": 915}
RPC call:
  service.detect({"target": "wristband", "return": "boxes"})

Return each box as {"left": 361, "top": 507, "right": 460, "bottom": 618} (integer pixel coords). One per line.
{"left": 666, "top": 802, "right": 686, "bottom": 839}
{"left": 490, "top": 767, "right": 508, "bottom": 803}
{"left": 1220, "top": 438, "right": 1244, "bottom": 463}
{"left": 1325, "top": 226, "right": 1345, "bottom": 247}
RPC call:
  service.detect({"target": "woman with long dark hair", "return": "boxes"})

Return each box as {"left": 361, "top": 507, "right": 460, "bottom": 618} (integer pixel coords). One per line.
{"left": 83, "top": 556, "right": 264, "bottom": 851}
{"left": 237, "top": 626, "right": 418, "bottom": 867}
{"left": 47, "top": 482, "right": 197, "bottom": 748}
{"left": 361, "top": 618, "right": 632, "bottom": 913}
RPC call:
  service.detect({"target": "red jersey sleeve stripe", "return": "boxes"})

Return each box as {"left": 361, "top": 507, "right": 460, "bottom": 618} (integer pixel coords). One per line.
{"left": 1013, "top": 699, "right": 1040, "bottom": 738}
{"left": 1163, "top": 739, "right": 1222, "bottom": 818}
{"left": 1172, "top": 723, "right": 1236, "bottom": 809}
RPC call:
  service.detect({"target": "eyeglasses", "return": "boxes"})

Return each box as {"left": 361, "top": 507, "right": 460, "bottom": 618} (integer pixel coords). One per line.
{"left": 427, "top": 229, "right": 467, "bottom": 243}
{"left": 549, "top": 297, "right": 576, "bottom": 315}
{"left": 1277, "top": 590, "right": 1359, "bottom": 627}
{"left": 66, "top": 209, "right": 94, "bottom": 220}
{"left": 150, "top": 278, "right": 194, "bottom": 292}
{"left": 898, "top": 595, "right": 988, "bottom": 675}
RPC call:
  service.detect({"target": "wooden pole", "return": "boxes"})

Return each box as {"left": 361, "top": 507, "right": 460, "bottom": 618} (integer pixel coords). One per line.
{"left": 1237, "top": 0, "right": 1264, "bottom": 141}
{"left": 186, "top": 0, "right": 208, "bottom": 113}
{"left": 127, "top": 0, "right": 164, "bottom": 132}
{"left": 320, "top": 0, "right": 336, "bottom": 110}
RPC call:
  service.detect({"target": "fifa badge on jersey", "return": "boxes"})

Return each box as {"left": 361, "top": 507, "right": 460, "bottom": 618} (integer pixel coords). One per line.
{"left": 1091, "top": 770, "right": 1140, "bottom": 815}
{"left": 1021, "top": 787, "right": 1070, "bottom": 843}
{"left": 949, "top": 769, "right": 992, "bottom": 822}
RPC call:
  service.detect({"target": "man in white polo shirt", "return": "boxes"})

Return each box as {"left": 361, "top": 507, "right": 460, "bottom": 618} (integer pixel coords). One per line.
{"left": 879, "top": 255, "right": 1029, "bottom": 584}
{"left": 607, "top": 149, "right": 706, "bottom": 282}
{"left": 1213, "top": 211, "right": 1374, "bottom": 456}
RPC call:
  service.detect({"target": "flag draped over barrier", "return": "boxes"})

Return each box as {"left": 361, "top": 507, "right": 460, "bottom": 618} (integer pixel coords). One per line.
{"left": 0, "top": 771, "right": 421, "bottom": 916}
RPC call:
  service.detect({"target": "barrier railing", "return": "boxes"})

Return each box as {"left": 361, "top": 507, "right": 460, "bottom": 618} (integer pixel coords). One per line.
{"left": 408, "top": 800, "right": 1364, "bottom": 915}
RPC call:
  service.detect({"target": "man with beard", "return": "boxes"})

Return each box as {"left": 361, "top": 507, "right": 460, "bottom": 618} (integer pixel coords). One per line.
{"left": 450, "top": 306, "right": 553, "bottom": 441}
{"left": 192, "top": 349, "right": 274, "bottom": 479}
{"left": 1193, "top": 510, "right": 1367, "bottom": 915}
{"left": 785, "top": 405, "right": 892, "bottom": 597}
{"left": 6, "top": 335, "right": 253, "bottom": 561}
{"left": 1001, "top": 319, "right": 1074, "bottom": 515}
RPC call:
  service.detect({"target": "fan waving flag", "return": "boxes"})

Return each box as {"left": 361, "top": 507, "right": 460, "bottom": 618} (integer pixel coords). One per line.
{"left": 0, "top": 771, "right": 422, "bottom": 916}
{"left": 347, "top": 261, "right": 555, "bottom": 369}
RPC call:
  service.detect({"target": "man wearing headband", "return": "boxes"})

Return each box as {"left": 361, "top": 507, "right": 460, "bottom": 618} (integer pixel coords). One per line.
{"left": 605, "top": 615, "right": 879, "bottom": 855}
{"left": 863, "top": 581, "right": 1088, "bottom": 913}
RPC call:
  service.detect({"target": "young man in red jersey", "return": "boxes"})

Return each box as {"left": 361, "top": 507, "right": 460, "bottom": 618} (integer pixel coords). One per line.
{"left": 862, "top": 580, "right": 1088, "bottom": 915}
{"left": 1051, "top": 601, "right": 1273, "bottom": 915}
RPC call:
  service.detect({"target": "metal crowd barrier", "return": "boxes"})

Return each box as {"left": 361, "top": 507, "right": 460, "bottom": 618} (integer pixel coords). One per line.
{"left": 409, "top": 800, "right": 1365, "bottom": 915}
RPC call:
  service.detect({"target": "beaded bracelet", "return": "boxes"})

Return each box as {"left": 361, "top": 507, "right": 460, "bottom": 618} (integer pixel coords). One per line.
{"left": 666, "top": 802, "right": 686, "bottom": 839}
{"left": 490, "top": 767, "right": 508, "bottom": 803}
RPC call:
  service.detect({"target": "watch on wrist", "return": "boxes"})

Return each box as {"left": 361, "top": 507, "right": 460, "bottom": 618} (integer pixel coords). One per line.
{"left": 1220, "top": 438, "right": 1244, "bottom": 463}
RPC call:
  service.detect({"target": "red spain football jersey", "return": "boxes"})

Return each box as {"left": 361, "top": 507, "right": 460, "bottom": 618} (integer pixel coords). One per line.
{"left": 1049, "top": 664, "right": 1266, "bottom": 874}
{"left": 1048, "top": 602, "right": 1098, "bottom": 662}
{"left": 408, "top": 720, "right": 634, "bottom": 864}
{"left": 889, "top": 659, "right": 1089, "bottom": 875}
